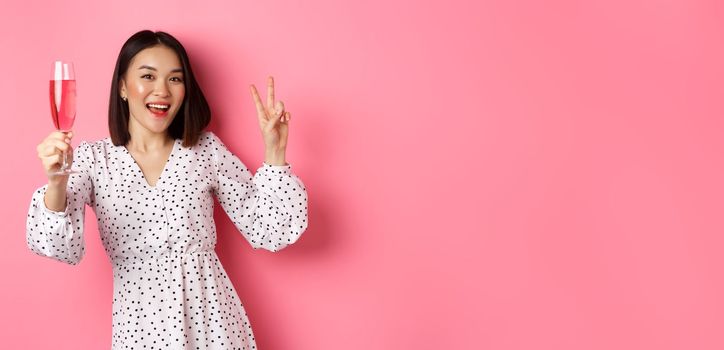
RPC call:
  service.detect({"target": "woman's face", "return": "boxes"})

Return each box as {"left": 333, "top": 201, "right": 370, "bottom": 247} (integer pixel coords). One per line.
{"left": 120, "top": 45, "right": 185, "bottom": 136}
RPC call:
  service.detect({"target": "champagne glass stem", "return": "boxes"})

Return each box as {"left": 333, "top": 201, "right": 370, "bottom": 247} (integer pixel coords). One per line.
{"left": 61, "top": 149, "right": 70, "bottom": 172}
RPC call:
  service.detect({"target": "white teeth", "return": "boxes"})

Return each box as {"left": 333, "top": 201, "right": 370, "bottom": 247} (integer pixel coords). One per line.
{"left": 147, "top": 104, "right": 170, "bottom": 110}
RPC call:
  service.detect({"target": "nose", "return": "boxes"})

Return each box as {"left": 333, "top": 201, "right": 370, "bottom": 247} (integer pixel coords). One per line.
{"left": 153, "top": 79, "right": 170, "bottom": 97}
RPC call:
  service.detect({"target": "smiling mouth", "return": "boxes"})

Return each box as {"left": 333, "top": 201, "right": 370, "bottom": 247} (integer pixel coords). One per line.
{"left": 146, "top": 103, "right": 170, "bottom": 116}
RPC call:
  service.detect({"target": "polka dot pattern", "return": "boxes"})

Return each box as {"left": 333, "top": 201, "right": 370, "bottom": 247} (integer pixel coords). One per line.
{"left": 26, "top": 131, "right": 309, "bottom": 349}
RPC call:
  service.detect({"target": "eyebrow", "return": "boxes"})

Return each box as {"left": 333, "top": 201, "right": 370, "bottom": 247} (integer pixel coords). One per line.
{"left": 138, "top": 65, "right": 183, "bottom": 73}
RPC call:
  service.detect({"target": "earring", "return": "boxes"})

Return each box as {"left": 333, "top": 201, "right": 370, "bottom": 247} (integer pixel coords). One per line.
{"left": 122, "top": 96, "right": 127, "bottom": 101}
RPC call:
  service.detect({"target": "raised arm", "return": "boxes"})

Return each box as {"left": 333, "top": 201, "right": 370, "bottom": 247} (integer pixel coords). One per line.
{"left": 26, "top": 132, "right": 95, "bottom": 265}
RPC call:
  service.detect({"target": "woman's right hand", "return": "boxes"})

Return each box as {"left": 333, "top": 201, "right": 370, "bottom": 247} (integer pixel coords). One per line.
{"left": 37, "top": 131, "right": 73, "bottom": 183}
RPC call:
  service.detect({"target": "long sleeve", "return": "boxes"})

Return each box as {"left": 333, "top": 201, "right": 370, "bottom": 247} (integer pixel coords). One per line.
{"left": 209, "top": 133, "right": 308, "bottom": 252}
{"left": 26, "top": 141, "right": 95, "bottom": 265}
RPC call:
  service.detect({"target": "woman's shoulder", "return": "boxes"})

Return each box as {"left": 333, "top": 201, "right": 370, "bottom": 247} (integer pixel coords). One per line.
{"left": 69, "top": 137, "right": 117, "bottom": 168}
{"left": 196, "top": 130, "right": 227, "bottom": 148}
{"left": 199, "top": 130, "right": 220, "bottom": 143}
{"left": 184, "top": 131, "right": 225, "bottom": 157}
{"left": 75, "top": 137, "right": 114, "bottom": 155}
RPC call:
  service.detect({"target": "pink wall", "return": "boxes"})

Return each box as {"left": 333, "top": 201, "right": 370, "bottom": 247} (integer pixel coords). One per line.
{"left": 2, "top": 0, "right": 724, "bottom": 349}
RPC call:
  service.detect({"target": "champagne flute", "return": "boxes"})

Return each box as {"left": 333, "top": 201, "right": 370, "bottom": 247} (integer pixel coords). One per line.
{"left": 49, "top": 60, "right": 77, "bottom": 175}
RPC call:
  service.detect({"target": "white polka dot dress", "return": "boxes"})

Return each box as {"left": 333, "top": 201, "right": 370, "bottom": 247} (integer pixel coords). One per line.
{"left": 26, "top": 131, "right": 309, "bottom": 349}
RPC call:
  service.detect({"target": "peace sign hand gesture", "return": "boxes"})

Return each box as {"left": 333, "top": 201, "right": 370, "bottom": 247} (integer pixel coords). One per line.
{"left": 250, "top": 76, "right": 291, "bottom": 166}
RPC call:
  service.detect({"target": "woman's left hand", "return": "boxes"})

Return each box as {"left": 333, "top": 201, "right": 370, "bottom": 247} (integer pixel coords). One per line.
{"left": 250, "top": 76, "right": 290, "bottom": 165}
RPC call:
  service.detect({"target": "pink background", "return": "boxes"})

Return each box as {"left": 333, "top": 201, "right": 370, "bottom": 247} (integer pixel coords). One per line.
{"left": 2, "top": 0, "right": 724, "bottom": 349}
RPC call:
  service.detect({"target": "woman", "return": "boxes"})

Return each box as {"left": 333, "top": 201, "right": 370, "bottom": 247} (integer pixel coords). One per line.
{"left": 26, "top": 30, "right": 308, "bottom": 349}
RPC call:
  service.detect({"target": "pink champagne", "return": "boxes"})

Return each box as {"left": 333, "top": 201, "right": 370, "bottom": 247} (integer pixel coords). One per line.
{"left": 49, "top": 79, "right": 76, "bottom": 131}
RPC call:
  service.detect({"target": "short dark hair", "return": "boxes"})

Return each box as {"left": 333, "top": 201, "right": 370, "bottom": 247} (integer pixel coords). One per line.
{"left": 108, "top": 30, "right": 210, "bottom": 148}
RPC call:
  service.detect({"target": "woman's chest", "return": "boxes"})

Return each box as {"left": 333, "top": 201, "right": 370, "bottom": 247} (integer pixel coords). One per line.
{"left": 126, "top": 150, "right": 170, "bottom": 188}
{"left": 91, "top": 149, "right": 217, "bottom": 219}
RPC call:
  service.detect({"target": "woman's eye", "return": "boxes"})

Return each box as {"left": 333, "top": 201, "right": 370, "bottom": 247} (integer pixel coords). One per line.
{"left": 141, "top": 74, "right": 153, "bottom": 79}
{"left": 170, "top": 77, "right": 184, "bottom": 82}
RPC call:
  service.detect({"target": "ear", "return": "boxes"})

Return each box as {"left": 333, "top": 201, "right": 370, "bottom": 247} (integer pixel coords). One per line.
{"left": 119, "top": 79, "right": 127, "bottom": 98}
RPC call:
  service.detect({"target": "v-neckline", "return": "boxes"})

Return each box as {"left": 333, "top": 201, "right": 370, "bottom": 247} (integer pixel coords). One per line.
{"left": 121, "top": 138, "right": 178, "bottom": 189}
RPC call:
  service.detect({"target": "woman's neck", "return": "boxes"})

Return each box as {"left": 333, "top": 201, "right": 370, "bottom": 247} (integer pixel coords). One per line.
{"left": 126, "top": 121, "right": 173, "bottom": 153}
